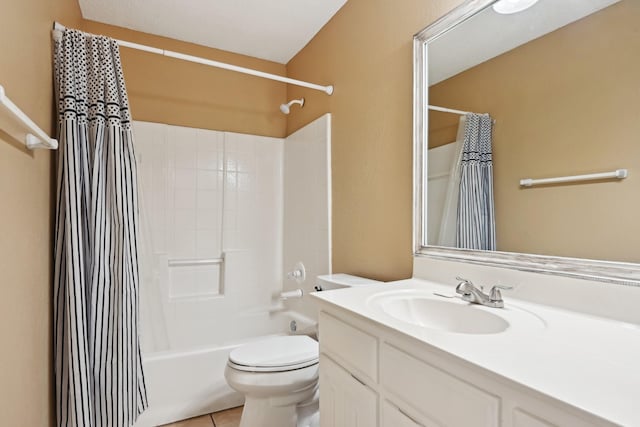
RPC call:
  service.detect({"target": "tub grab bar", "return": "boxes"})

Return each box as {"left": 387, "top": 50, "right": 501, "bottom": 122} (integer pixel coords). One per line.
{"left": 168, "top": 257, "right": 224, "bottom": 267}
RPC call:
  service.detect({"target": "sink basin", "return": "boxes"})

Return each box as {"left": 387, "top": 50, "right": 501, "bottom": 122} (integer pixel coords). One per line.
{"left": 369, "top": 293, "right": 510, "bottom": 334}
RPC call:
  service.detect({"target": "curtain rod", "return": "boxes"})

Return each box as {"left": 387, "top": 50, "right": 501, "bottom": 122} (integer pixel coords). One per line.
{"left": 428, "top": 105, "right": 496, "bottom": 124}
{"left": 52, "top": 22, "right": 334, "bottom": 95}
{"left": 428, "top": 105, "right": 477, "bottom": 115}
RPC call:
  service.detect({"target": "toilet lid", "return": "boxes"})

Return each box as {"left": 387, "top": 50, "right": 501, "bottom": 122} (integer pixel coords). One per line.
{"left": 229, "top": 336, "right": 318, "bottom": 369}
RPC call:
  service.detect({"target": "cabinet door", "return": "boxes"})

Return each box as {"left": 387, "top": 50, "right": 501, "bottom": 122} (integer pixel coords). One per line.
{"left": 320, "top": 354, "right": 378, "bottom": 427}
{"left": 513, "top": 410, "right": 556, "bottom": 427}
{"left": 382, "top": 401, "right": 436, "bottom": 427}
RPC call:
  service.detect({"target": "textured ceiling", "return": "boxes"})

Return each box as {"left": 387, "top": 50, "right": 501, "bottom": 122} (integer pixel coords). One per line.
{"left": 78, "top": 0, "right": 348, "bottom": 64}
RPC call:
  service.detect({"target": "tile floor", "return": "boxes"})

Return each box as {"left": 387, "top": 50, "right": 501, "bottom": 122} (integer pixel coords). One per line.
{"left": 162, "top": 406, "right": 243, "bottom": 427}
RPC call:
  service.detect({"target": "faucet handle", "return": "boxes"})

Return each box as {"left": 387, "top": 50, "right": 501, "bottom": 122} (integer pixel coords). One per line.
{"left": 456, "top": 277, "right": 486, "bottom": 291}
{"left": 489, "top": 285, "right": 513, "bottom": 301}
{"left": 455, "top": 276, "right": 476, "bottom": 296}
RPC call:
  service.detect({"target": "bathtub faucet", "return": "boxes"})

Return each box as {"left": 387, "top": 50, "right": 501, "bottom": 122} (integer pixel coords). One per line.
{"left": 287, "top": 262, "right": 306, "bottom": 284}
{"left": 287, "top": 269, "right": 303, "bottom": 280}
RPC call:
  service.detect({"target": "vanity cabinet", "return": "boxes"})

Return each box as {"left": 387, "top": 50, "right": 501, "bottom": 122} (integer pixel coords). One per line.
{"left": 380, "top": 343, "right": 500, "bottom": 426}
{"left": 382, "top": 401, "right": 430, "bottom": 427}
{"left": 319, "top": 354, "right": 378, "bottom": 427}
{"left": 317, "top": 308, "right": 614, "bottom": 427}
{"left": 319, "top": 312, "right": 379, "bottom": 427}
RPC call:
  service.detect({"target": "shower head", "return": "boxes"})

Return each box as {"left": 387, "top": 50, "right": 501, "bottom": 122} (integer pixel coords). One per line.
{"left": 280, "top": 98, "right": 305, "bottom": 115}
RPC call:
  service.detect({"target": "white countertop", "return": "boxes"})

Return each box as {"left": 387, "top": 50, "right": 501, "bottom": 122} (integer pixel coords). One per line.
{"left": 312, "top": 278, "right": 640, "bottom": 426}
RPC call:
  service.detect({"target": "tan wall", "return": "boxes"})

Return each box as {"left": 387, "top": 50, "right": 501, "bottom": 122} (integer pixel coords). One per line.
{"left": 429, "top": 1, "right": 640, "bottom": 262}
{"left": 0, "top": 1, "right": 81, "bottom": 425}
{"left": 0, "top": 1, "right": 287, "bottom": 424}
{"left": 286, "top": 0, "right": 464, "bottom": 281}
{"left": 79, "top": 21, "right": 287, "bottom": 137}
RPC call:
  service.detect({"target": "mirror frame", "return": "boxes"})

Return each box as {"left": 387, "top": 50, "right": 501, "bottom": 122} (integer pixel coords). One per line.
{"left": 413, "top": 0, "right": 640, "bottom": 287}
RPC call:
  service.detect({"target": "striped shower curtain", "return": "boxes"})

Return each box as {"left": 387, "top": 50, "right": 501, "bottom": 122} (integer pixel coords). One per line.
{"left": 53, "top": 29, "right": 148, "bottom": 427}
{"left": 456, "top": 113, "right": 496, "bottom": 251}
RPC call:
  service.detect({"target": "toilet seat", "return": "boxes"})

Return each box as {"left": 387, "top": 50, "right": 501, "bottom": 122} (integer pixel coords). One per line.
{"left": 228, "top": 358, "right": 318, "bottom": 373}
{"left": 228, "top": 335, "right": 319, "bottom": 373}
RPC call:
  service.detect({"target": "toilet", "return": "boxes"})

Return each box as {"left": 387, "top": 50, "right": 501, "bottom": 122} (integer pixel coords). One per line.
{"left": 224, "top": 274, "right": 380, "bottom": 427}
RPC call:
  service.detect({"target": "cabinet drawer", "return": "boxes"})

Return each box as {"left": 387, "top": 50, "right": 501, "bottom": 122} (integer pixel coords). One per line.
{"left": 513, "top": 409, "right": 556, "bottom": 427}
{"left": 320, "top": 354, "right": 378, "bottom": 427}
{"left": 381, "top": 343, "right": 500, "bottom": 427}
{"left": 319, "top": 311, "right": 378, "bottom": 382}
{"left": 383, "top": 401, "right": 435, "bottom": 427}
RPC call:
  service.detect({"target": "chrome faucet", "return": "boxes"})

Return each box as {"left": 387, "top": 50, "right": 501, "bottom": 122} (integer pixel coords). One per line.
{"left": 455, "top": 277, "right": 511, "bottom": 308}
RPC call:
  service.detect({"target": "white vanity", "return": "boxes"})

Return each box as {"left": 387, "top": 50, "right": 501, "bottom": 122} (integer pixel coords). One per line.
{"left": 311, "top": 1, "right": 640, "bottom": 425}
{"left": 312, "top": 258, "right": 640, "bottom": 427}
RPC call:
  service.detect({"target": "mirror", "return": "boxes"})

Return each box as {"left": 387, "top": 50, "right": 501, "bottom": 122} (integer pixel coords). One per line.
{"left": 414, "top": 0, "right": 640, "bottom": 284}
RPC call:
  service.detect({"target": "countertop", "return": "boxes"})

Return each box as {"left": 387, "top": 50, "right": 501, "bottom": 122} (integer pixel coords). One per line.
{"left": 311, "top": 278, "right": 640, "bottom": 426}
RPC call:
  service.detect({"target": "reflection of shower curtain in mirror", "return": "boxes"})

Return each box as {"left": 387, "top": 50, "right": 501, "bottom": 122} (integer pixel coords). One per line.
{"left": 437, "top": 117, "right": 466, "bottom": 247}
{"left": 456, "top": 114, "right": 496, "bottom": 251}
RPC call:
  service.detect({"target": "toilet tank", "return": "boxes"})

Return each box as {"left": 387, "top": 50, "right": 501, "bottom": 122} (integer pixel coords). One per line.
{"left": 315, "top": 274, "right": 381, "bottom": 291}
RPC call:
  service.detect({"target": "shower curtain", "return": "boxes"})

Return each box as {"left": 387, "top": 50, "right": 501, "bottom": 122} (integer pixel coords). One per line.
{"left": 53, "top": 29, "right": 148, "bottom": 427}
{"left": 437, "top": 116, "right": 466, "bottom": 247}
{"left": 456, "top": 113, "right": 496, "bottom": 251}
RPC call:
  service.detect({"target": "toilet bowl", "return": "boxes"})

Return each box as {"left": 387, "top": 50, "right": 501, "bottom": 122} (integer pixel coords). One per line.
{"left": 224, "top": 335, "right": 320, "bottom": 427}
{"left": 225, "top": 274, "right": 381, "bottom": 427}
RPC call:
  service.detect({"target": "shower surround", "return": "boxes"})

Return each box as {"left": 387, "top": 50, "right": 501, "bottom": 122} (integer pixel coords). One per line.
{"left": 132, "top": 114, "right": 331, "bottom": 426}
